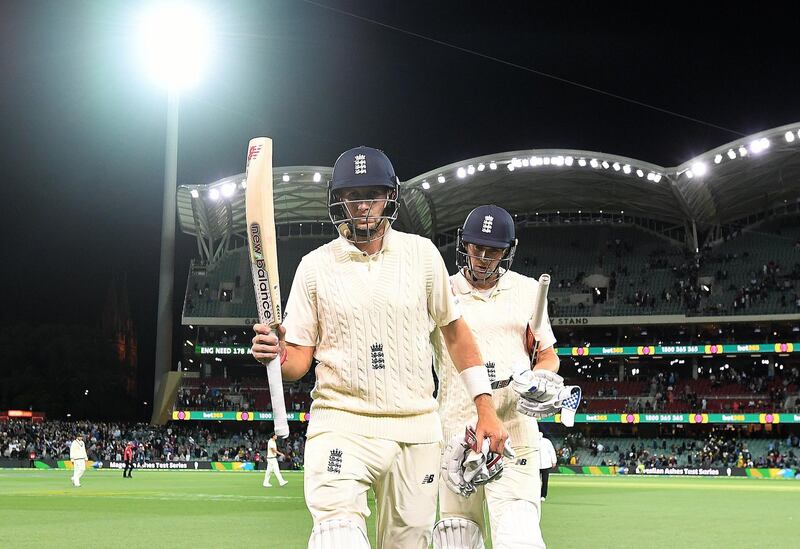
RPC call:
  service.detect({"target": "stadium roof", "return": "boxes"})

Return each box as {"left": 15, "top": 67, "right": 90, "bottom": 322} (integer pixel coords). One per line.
{"left": 178, "top": 121, "right": 800, "bottom": 247}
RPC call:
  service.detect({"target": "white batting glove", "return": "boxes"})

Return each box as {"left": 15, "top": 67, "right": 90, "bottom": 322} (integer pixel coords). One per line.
{"left": 442, "top": 426, "right": 516, "bottom": 498}
{"left": 516, "top": 385, "right": 582, "bottom": 427}
{"left": 511, "top": 368, "right": 565, "bottom": 403}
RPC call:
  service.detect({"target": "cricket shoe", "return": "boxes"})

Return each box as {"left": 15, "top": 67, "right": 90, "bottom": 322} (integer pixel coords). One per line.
{"left": 279, "top": 480, "right": 288, "bottom": 487}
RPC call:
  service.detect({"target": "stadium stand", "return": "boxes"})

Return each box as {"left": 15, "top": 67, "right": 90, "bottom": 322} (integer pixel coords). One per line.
{"left": 0, "top": 419, "right": 306, "bottom": 468}
{"left": 555, "top": 430, "right": 800, "bottom": 469}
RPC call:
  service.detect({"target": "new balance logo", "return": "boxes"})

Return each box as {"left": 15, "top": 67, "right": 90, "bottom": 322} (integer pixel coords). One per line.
{"left": 485, "top": 361, "right": 496, "bottom": 383}
{"left": 481, "top": 215, "right": 494, "bottom": 233}
{"left": 247, "top": 144, "right": 262, "bottom": 161}
{"left": 371, "top": 342, "right": 385, "bottom": 369}
{"left": 515, "top": 458, "right": 528, "bottom": 466}
{"left": 422, "top": 474, "right": 435, "bottom": 484}
{"left": 354, "top": 154, "right": 367, "bottom": 174}
{"left": 327, "top": 449, "right": 343, "bottom": 473}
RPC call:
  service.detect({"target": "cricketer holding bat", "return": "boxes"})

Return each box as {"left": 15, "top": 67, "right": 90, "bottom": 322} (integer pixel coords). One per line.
{"left": 252, "top": 146, "right": 508, "bottom": 549}
{"left": 433, "top": 205, "right": 563, "bottom": 549}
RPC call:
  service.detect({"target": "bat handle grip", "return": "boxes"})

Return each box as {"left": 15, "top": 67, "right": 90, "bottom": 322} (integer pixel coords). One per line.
{"left": 266, "top": 355, "right": 290, "bottom": 437}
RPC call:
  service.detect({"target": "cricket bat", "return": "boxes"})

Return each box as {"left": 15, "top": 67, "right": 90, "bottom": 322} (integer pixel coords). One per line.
{"left": 491, "top": 273, "right": 551, "bottom": 389}
{"left": 245, "top": 137, "right": 289, "bottom": 438}
{"left": 528, "top": 273, "right": 551, "bottom": 366}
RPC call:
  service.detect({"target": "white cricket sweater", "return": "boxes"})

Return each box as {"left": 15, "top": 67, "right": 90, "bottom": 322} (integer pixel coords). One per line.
{"left": 283, "top": 228, "right": 460, "bottom": 443}
{"left": 434, "top": 270, "right": 557, "bottom": 448}
{"left": 69, "top": 439, "right": 87, "bottom": 460}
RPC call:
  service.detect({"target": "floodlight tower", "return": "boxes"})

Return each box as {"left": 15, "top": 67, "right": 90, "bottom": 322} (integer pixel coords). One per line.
{"left": 136, "top": 3, "right": 211, "bottom": 410}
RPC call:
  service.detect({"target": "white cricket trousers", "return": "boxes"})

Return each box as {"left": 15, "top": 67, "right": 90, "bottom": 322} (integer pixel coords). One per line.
{"left": 304, "top": 430, "right": 440, "bottom": 549}
{"left": 264, "top": 457, "right": 286, "bottom": 485}
{"left": 438, "top": 445, "right": 545, "bottom": 548}
{"left": 71, "top": 459, "right": 86, "bottom": 486}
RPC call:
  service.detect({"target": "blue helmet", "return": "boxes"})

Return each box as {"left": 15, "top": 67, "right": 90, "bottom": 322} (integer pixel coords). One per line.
{"left": 327, "top": 146, "right": 401, "bottom": 242}
{"left": 456, "top": 204, "right": 517, "bottom": 281}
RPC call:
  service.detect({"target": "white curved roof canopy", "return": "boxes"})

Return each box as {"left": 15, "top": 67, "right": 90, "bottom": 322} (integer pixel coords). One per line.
{"left": 178, "top": 122, "right": 800, "bottom": 249}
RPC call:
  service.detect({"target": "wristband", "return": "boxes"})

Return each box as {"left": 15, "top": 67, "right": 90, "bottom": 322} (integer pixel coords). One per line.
{"left": 460, "top": 365, "right": 492, "bottom": 399}
{"left": 279, "top": 347, "right": 288, "bottom": 365}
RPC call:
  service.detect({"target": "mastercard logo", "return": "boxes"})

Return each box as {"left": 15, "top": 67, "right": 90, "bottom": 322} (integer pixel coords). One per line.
{"left": 689, "top": 414, "right": 708, "bottom": 424}
{"left": 571, "top": 347, "right": 590, "bottom": 356}
{"left": 236, "top": 411, "right": 254, "bottom": 421}
{"left": 703, "top": 345, "right": 722, "bottom": 354}
{"left": 636, "top": 346, "right": 654, "bottom": 356}
{"left": 620, "top": 414, "right": 639, "bottom": 424}
{"left": 759, "top": 413, "right": 780, "bottom": 424}
{"left": 774, "top": 343, "right": 794, "bottom": 353}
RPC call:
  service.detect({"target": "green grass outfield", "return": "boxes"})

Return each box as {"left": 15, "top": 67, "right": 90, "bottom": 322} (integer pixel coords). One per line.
{"left": 1, "top": 469, "right": 798, "bottom": 548}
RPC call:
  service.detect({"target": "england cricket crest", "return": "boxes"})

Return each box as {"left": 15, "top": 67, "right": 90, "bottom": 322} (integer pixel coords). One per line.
{"left": 485, "top": 361, "right": 496, "bottom": 383}
{"left": 482, "top": 215, "right": 494, "bottom": 233}
{"left": 354, "top": 154, "right": 367, "bottom": 174}
{"left": 371, "top": 343, "right": 385, "bottom": 369}
{"left": 327, "top": 448, "right": 343, "bottom": 473}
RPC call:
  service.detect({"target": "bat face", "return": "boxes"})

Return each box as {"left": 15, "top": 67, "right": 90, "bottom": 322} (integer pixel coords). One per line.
{"left": 249, "top": 223, "right": 280, "bottom": 325}
{"left": 245, "top": 137, "right": 282, "bottom": 327}
{"left": 244, "top": 136, "right": 290, "bottom": 437}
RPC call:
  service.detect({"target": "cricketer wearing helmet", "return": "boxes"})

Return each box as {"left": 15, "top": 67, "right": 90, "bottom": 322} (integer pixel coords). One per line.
{"left": 252, "top": 147, "right": 508, "bottom": 549}
{"left": 432, "top": 205, "right": 563, "bottom": 549}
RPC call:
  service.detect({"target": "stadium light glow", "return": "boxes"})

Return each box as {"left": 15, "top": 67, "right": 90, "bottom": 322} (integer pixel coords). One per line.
{"left": 136, "top": 3, "right": 212, "bottom": 90}
{"left": 467, "top": 165, "right": 476, "bottom": 175}
{"left": 457, "top": 167, "right": 467, "bottom": 178}
{"left": 543, "top": 157, "right": 550, "bottom": 166}
{"left": 489, "top": 162, "right": 497, "bottom": 170}
{"left": 421, "top": 181, "right": 430, "bottom": 190}
{"left": 727, "top": 149, "right": 737, "bottom": 159}
{"left": 738, "top": 146, "right": 748, "bottom": 157}
{"left": 590, "top": 159, "right": 600, "bottom": 168}
{"left": 714, "top": 154, "right": 723, "bottom": 164}
{"left": 636, "top": 169, "right": 644, "bottom": 177}
{"left": 601, "top": 160, "right": 610, "bottom": 169}
{"left": 282, "top": 173, "right": 290, "bottom": 182}
{"left": 532, "top": 156, "right": 542, "bottom": 166}
{"left": 553, "top": 156, "right": 564, "bottom": 167}
{"left": 190, "top": 189, "right": 199, "bottom": 198}
{"left": 686, "top": 170, "right": 694, "bottom": 179}
{"left": 691, "top": 161, "right": 708, "bottom": 177}
{"left": 221, "top": 182, "right": 236, "bottom": 197}
{"left": 653, "top": 174, "right": 662, "bottom": 182}
{"left": 513, "top": 158, "right": 522, "bottom": 168}
{"left": 313, "top": 172, "right": 322, "bottom": 182}
{"left": 477, "top": 163, "right": 485, "bottom": 171}
{"left": 612, "top": 162, "right": 621, "bottom": 171}
{"left": 437, "top": 174, "right": 446, "bottom": 183}
{"left": 507, "top": 163, "right": 515, "bottom": 172}
{"left": 622, "top": 164, "right": 631, "bottom": 174}
{"left": 521, "top": 158, "right": 530, "bottom": 167}
{"left": 578, "top": 158, "right": 587, "bottom": 167}
{"left": 565, "top": 156, "right": 574, "bottom": 166}
{"left": 209, "top": 188, "right": 220, "bottom": 200}
{"left": 749, "top": 139, "right": 765, "bottom": 154}
{"left": 786, "top": 131, "right": 796, "bottom": 143}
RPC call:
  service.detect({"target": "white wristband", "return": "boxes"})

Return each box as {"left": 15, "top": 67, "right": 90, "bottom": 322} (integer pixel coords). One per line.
{"left": 460, "top": 365, "right": 492, "bottom": 400}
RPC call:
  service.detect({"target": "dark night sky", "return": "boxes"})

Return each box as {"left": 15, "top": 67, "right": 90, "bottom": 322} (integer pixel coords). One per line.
{"left": 2, "top": 0, "right": 799, "bottom": 400}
